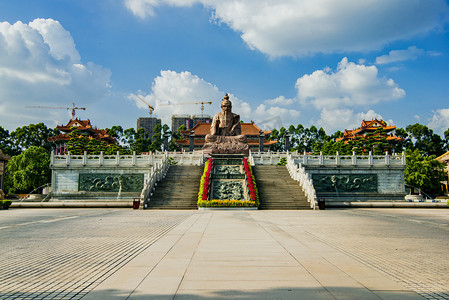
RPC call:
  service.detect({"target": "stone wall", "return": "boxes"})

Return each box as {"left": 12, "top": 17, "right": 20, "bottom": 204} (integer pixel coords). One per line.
{"left": 305, "top": 166, "right": 406, "bottom": 203}
{"left": 50, "top": 151, "right": 203, "bottom": 201}
{"left": 51, "top": 168, "right": 150, "bottom": 201}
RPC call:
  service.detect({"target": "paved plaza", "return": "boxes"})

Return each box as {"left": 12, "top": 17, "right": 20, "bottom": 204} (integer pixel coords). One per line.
{"left": 0, "top": 208, "right": 448, "bottom": 299}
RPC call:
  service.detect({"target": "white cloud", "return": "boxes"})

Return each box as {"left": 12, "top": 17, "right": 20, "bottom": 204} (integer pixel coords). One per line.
{"left": 375, "top": 46, "right": 425, "bottom": 65}
{"left": 317, "top": 108, "right": 384, "bottom": 133}
{"left": 125, "top": 0, "right": 449, "bottom": 57}
{"left": 128, "top": 70, "right": 222, "bottom": 126}
{"left": 428, "top": 108, "right": 449, "bottom": 134}
{"left": 129, "top": 70, "right": 301, "bottom": 130}
{"left": 124, "top": 0, "right": 160, "bottom": 18}
{"left": 264, "top": 95, "right": 295, "bottom": 106}
{"left": 0, "top": 19, "right": 111, "bottom": 130}
{"left": 296, "top": 58, "right": 405, "bottom": 110}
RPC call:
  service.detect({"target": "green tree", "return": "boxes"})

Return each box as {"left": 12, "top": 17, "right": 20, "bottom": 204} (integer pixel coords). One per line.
{"left": 123, "top": 128, "right": 151, "bottom": 153}
{"left": 106, "top": 125, "right": 126, "bottom": 145}
{"left": 66, "top": 129, "right": 130, "bottom": 155}
{"left": 0, "top": 126, "right": 20, "bottom": 156}
{"left": 4, "top": 146, "right": 50, "bottom": 194}
{"left": 168, "top": 125, "right": 185, "bottom": 151}
{"left": 406, "top": 123, "right": 445, "bottom": 156}
{"left": 404, "top": 149, "right": 446, "bottom": 195}
{"left": 149, "top": 124, "right": 163, "bottom": 152}
{"left": 10, "top": 123, "right": 59, "bottom": 152}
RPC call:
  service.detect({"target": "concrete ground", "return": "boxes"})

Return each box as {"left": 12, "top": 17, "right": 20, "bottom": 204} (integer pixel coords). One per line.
{"left": 0, "top": 208, "right": 448, "bottom": 300}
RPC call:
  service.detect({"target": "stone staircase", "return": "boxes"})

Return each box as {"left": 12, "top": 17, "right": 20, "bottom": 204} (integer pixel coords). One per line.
{"left": 252, "top": 165, "right": 311, "bottom": 210}
{"left": 147, "top": 165, "right": 203, "bottom": 209}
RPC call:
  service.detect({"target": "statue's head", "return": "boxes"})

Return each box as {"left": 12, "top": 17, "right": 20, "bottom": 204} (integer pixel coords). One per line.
{"left": 221, "top": 93, "right": 232, "bottom": 113}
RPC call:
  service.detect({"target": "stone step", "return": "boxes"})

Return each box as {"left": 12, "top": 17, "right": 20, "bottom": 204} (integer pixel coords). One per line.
{"left": 252, "top": 165, "right": 311, "bottom": 210}
{"left": 148, "top": 165, "right": 202, "bottom": 209}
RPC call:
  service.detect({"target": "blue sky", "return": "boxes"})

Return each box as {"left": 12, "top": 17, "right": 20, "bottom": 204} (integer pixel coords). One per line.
{"left": 1, "top": 0, "right": 449, "bottom": 135}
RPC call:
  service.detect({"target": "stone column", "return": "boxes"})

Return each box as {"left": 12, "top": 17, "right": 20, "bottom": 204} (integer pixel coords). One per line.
{"left": 189, "top": 131, "right": 195, "bottom": 152}
{"left": 284, "top": 132, "right": 290, "bottom": 151}
{"left": 163, "top": 132, "right": 170, "bottom": 151}
{"left": 259, "top": 130, "right": 265, "bottom": 152}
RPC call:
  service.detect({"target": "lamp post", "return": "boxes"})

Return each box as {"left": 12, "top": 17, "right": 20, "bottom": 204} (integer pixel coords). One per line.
{"left": 259, "top": 130, "right": 265, "bottom": 152}
{"left": 163, "top": 132, "right": 171, "bottom": 152}
{"left": 284, "top": 131, "right": 290, "bottom": 151}
{"left": 189, "top": 130, "right": 195, "bottom": 152}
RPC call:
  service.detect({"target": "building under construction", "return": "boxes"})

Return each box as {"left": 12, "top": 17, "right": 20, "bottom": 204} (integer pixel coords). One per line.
{"left": 137, "top": 117, "right": 162, "bottom": 139}
{"left": 171, "top": 115, "right": 212, "bottom": 132}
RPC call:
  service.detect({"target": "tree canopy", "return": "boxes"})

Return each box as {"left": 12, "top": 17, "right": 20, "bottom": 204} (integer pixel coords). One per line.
{"left": 5, "top": 146, "right": 51, "bottom": 194}
{"left": 10, "top": 123, "right": 59, "bottom": 153}
{"left": 404, "top": 149, "right": 446, "bottom": 195}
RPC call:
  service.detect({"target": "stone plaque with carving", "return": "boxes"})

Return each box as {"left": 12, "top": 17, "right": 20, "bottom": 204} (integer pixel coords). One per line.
{"left": 212, "top": 180, "right": 244, "bottom": 200}
{"left": 79, "top": 174, "right": 144, "bottom": 192}
{"left": 312, "top": 174, "right": 377, "bottom": 193}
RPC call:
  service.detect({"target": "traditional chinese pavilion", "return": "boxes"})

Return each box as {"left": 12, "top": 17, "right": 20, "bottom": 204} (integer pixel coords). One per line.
{"left": 337, "top": 119, "right": 402, "bottom": 143}
{"left": 175, "top": 121, "right": 277, "bottom": 151}
{"left": 48, "top": 119, "right": 115, "bottom": 154}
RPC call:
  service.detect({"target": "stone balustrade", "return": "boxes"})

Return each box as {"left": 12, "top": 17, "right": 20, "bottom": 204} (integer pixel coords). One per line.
{"left": 249, "top": 151, "right": 405, "bottom": 167}
{"left": 51, "top": 151, "right": 206, "bottom": 168}
{"left": 286, "top": 154, "right": 317, "bottom": 209}
{"left": 140, "top": 153, "right": 169, "bottom": 209}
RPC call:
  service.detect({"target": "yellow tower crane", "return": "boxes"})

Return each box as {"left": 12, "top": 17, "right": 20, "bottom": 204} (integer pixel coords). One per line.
{"left": 26, "top": 102, "right": 86, "bottom": 120}
{"left": 135, "top": 95, "right": 155, "bottom": 117}
{"left": 159, "top": 101, "right": 212, "bottom": 117}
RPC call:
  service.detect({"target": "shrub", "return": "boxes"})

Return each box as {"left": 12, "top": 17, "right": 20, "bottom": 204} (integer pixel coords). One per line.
{"left": 1, "top": 200, "right": 12, "bottom": 210}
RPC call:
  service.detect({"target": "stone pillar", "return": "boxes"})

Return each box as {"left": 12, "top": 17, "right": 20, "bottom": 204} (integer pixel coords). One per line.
{"left": 259, "top": 130, "right": 265, "bottom": 152}
{"left": 189, "top": 131, "right": 195, "bottom": 152}
{"left": 284, "top": 132, "right": 290, "bottom": 151}
{"left": 163, "top": 132, "right": 170, "bottom": 152}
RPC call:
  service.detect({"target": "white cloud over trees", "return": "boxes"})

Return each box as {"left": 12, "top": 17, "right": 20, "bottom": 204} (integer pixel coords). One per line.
{"left": 317, "top": 108, "right": 385, "bottom": 133}
{"left": 296, "top": 58, "right": 405, "bottom": 109}
{"left": 0, "top": 19, "right": 111, "bottom": 129}
{"left": 124, "top": 0, "right": 449, "bottom": 57}
{"left": 428, "top": 108, "right": 449, "bottom": 135}
{"left": 129, "top": 70, "right": 301, "bottom": 129}
{"left": 130, "top": 62, "right": 403, "bottom": 133}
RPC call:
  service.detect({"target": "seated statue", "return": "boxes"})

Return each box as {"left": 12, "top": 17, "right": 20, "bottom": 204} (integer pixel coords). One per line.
{"left": 204, "top": 94, "right": 249, "bottom": 154}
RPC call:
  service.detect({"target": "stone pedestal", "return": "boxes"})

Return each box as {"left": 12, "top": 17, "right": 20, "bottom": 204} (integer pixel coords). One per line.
{"left": 203, "top": 136, "right": 249, "bottom": 155}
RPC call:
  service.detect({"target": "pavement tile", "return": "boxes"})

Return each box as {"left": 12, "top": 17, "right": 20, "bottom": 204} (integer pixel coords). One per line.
{"left": 174, "top": 288, "right": 335, "bottom": 300}
{"left": 183, "top": 265, "right": 314, "bottom": 281}
{"left": 149, "top": 258, "right": 191, "bottom": 277}
{"left": 130, "top": 276, "right": 183, "bottom": 299}
{"left": 178, "top": 279, "right": 323, "bottom": 290}
{"left": 3, "top": 209, "right": 448, "bottom": 300}
{"left": 372, "top": 290, "right": 425, "bottom": 300}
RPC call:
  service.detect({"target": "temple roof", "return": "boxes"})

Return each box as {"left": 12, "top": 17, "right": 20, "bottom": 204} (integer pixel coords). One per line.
{"left": 48, "top": 118, "right": 114, "bottom": 143}
{"left": 181, "top": 121, "right": 272, "bottom": 136}
{"left": 337, "top": 119, "right": 401, "bottom": 142}
{"left": 436, "top": 151, "right": 449, "bottom": 164}
{"left": 56, "top": 118, "right": 94, "bottom": 132}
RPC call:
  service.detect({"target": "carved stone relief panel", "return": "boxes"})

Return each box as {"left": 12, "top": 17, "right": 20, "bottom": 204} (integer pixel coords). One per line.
{"left": 312, "top": 174, "right": 377, "bottom": 193}
{"left": 79, "top": 174, "right": 144, "bottom": 192}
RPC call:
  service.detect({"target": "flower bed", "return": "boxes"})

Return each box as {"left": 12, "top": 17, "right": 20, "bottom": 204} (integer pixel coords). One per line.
{"left": 243, "top": 157, "right": 259, "bottom": 206}
{"left": 198, "top": 158, "right": 213, "bottom": 202}
{"left": 197, "top": 157, "right": 259, "bottom": 208}
{"left": 198, "top": 199, "right": 256, "bottom": 207}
